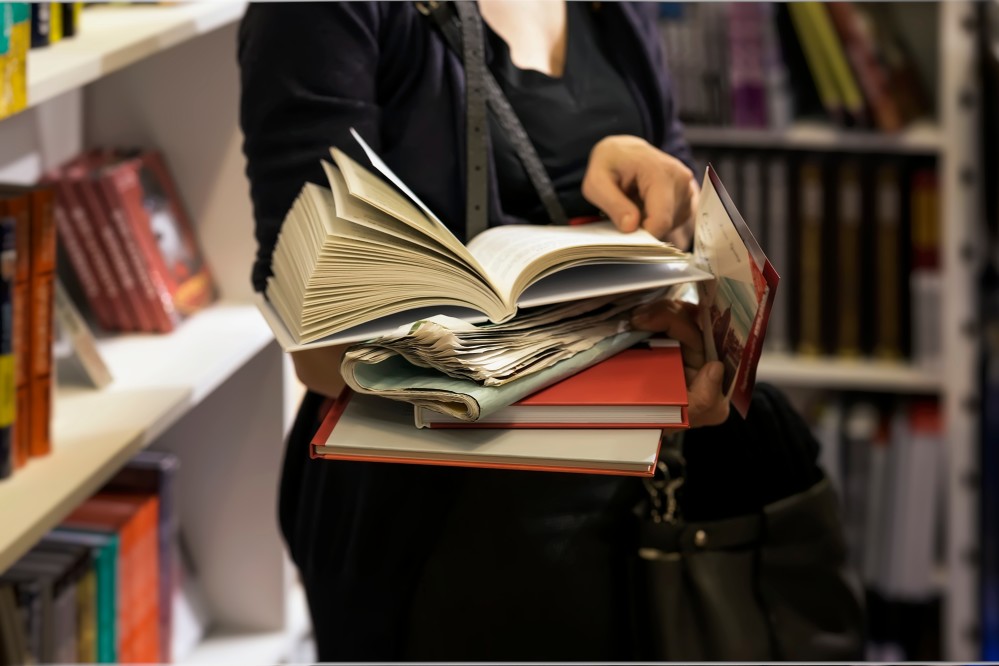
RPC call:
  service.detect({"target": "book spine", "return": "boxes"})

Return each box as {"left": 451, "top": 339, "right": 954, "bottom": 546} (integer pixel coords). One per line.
{"left": 100, "top": 168, "right": 178, "bottom": 333}
{"left": 0, "top": 195, "right": 30, "bottom": 469}
{"left": 910, "top": 168, "right": 941, "bottom": 370}
{"left": 764, "top": 156, "right": 790, "bottom": 352}
{"left": 0, "top": 215, "right": 14, "bottom": 478}
{"left": 874, "top": 163, "right": 903, "bottom": 359}
{"left": 75, "top": 175, "right": 153, "bottom": 332}
{"left": 802, "top": 2, "right": 868, "bottom": 126}
{"left": 59, "top": 173, "right": 132, "bottom": 332}
{"left": 28, "top": 187, "right": 55, "bottom": 458}
{"left": 797, "top": 159, "right": 824, "bottom": 356}
{"left": 76, "top": 568, "right": 97, "bottom": 662}
{"left": 28, "top": 2, "right": 50, "bottom": 48}
{"left": 51, "top": 181, "right": 116, "bottom": 331}
{"left": 836, "top": 160, "right": 862, "bottom": 357}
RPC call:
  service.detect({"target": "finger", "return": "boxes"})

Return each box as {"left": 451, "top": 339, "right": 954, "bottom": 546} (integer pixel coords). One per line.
{"left": 688, "top": 361, "right": 730, "bottom": 428}
{"left": 636, "top": 167, "right": 676, "bottom": 240}
{"left": 582, "top": 168, "right": 641, "bottom": 232}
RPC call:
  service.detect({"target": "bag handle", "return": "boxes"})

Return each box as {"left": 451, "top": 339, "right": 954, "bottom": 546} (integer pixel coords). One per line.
{"left": 415, "top": 0, "right": 568, "bottom": 236}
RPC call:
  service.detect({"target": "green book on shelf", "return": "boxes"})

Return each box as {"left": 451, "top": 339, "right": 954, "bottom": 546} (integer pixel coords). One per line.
{"left": 46, "top": 529, "right": 118, "bottom": 664}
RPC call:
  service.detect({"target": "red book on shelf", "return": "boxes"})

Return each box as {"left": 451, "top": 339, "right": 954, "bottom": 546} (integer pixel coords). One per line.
{"left": 99, "top": 158, "right": 180, "bottom": 333}
{"left": 66, "top": 156, "right": 152, "bottom": 332}
{"left": 415, "top": 342, "right": 689, "bottom": 429}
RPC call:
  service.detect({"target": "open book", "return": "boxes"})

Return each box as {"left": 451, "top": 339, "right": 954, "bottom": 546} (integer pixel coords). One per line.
{"left": 259, "top": 129, "right": 711, "bottom": 349}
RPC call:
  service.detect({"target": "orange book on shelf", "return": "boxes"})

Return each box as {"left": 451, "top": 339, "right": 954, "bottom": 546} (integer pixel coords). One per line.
{"left": 63, "top": 494, "right": 161, "bottom": 664}
{"left": 415, "top": 343, "right": 689, "bottom": 429}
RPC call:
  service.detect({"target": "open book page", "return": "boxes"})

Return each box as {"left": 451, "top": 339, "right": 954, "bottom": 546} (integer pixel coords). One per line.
{"left": 343, "top": 129, "right": 492, "bottom": 279}
{"left": 694, "top": 165, "right": 780, "bottom": 417}
{"left": 466, "top": 222, "right": 687, "bottom": 305}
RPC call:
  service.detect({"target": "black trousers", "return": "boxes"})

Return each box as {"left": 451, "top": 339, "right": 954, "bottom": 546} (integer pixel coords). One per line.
{"left": 279, "top": 386, "right": 822, "bottom": 661}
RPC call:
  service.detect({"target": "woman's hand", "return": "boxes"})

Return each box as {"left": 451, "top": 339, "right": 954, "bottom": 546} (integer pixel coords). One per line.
{"left": 290, "top": 344, "right": 350, "bottom": 399}
{"left": 582, "top": 135, "right": 698, "bottom": 242}
{"left": 630, "top": 299, "right": 730, "bottom": 428}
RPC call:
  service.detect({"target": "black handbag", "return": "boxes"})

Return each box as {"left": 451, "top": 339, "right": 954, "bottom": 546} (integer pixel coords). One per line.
{"left": 630, "top": 435, "right": 867, "bottom": 661}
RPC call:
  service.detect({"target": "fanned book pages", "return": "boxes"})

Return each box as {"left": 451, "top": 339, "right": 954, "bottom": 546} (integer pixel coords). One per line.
{"left": 259, "top": 129, "right": 712, "bottom": 349}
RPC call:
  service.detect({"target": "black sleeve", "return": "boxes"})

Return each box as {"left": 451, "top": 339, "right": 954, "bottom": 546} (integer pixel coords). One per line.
{"left": 238, "top": 2, "right": 385, "bottom": 292}
{"left": 679, "top": 383, "right": 825, "bottom": 521}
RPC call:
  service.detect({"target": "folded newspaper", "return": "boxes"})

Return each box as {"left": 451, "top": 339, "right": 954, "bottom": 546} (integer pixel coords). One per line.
{"left": 339, "top": 292, "right": 657, "bottom": 422}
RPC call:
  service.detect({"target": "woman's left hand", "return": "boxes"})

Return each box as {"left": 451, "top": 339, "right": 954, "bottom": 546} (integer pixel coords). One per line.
{"left": 630, "top": 299, "right": 730, "bottom": 428}
{"left": 582, "top": 135, "right": 698, "bottom": 242}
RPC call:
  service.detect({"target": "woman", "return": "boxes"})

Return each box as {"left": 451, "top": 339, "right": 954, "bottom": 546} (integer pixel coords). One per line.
{"left": 238, "top": 2, "right": 830, "bottom": 660}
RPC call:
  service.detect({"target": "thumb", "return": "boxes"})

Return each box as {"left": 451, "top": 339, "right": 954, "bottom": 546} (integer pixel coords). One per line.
{"left": 582, "top": 169, "right": 641, "bottom": 232}
{"left": 688, "top": 361, "right": 729, "bottom": 428}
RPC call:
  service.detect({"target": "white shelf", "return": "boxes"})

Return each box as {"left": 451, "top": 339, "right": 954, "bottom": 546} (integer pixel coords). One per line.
{"left": 758, "top": 352, "right": 943, "bottom": 393}
{"left": 683, "top": 120, "right": 942, "bottom": 154}
{"left": 27, "top": 2, "right": 246, "bottom": 109}
{"left": 0, "top": 301, "right": 274, "bottom": 572}
{"left": 182, "top": 582, "right": 312, "bottom": 664}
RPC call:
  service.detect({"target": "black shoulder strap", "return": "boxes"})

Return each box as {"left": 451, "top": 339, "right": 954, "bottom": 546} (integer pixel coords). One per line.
{"left": 417, "top": 0, "right": 568, "bottom": 236}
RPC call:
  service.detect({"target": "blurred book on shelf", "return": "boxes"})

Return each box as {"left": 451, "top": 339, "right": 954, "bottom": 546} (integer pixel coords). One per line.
{"left": 0, "top": 450, "right": 197, "bottom": 663}
{"left": 53, "top": 279, "right": 112, "bottom": 389}
{"left": 805, "top": 394, "right": 943, "bottom": 661}
{"left": 0, "top": 4, "right": 29, "bottom": 122}
{"left": 658, "top": 1, "right": 932, "bottom": 132}
{"left": 49, "top": 147, "right": 217, "bottom": 336}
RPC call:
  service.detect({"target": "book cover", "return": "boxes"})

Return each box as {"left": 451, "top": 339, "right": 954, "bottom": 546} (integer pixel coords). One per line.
{"left": 314, "top": 390, "right": 664, "bottom": 476}
{"left": 415, "top": 343, "right": 689, "bottom": 429}
{"left": 695, "top": 165, "right": 779, "bottom": 418}
{"left": 53, "top": 279, "right": 113, "bottom": 389}
{"left": 133, "top": 151, "right": 217, "bottom": 317}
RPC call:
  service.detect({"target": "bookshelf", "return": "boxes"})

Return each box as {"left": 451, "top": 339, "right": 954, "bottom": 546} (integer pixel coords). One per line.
{"left": 0, "top": 3, "right": 308, "bottom": 663}
{"left": 678, "top": 2, "right": 982, "bottom": 660}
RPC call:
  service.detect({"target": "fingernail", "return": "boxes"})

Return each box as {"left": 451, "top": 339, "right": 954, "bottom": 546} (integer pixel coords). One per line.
{"left": 708, "top": 363, "right": 724, "bottom": 383}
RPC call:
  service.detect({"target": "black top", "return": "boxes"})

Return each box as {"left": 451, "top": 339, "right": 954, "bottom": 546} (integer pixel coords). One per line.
{"left": 485, "top": 3, "right": 644, "bottom": 223}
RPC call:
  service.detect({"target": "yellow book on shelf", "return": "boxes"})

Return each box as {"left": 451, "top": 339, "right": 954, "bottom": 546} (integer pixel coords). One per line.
{"left": 8, "top": 3, "right": 27, "bottom": 115}
{"left": 788, "top": 3, "right": 843, "bottom": 123}
{"left": 802, "top": 2, "right": 866, "bottom": 124}
{"left": 836, "top": 161, "right": 862, "bottom": 357}
{"left": 874, "top": 163, "right": 902, "bottom": 359}
{"left": 48, "top": 2, "right": 62, "bottom": 42}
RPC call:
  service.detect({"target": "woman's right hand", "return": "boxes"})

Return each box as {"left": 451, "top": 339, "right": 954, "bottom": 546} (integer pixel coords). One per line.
{"left": 630, "top": 299, "right": 730, "bottom": 428}
{"left": 290, "top": 344, "right": 350, "bottom": 399}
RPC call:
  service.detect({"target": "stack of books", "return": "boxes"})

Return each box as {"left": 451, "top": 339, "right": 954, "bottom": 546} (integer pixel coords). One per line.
{"left": 258, "top": 130, "right": 777, "bottom": 477}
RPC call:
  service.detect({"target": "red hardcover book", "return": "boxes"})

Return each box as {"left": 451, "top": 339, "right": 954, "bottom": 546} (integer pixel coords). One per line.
{"left": 66, "top": 160, "right": 153, "bottom": 332}
{"left": 57, "top": 159, "right": 133, "bottom": 331}
{"left": 62, "top": 493, "right": 161, "bottom": 664}
{"left": 0, "top": 192, "right": 30, "bottom": 468}
{"left": 415, "top": 343, "right": 689, "bottom": 429}
{"left": 131, "top": 151, "right": 216, "bottom": 316}
{"left": 47, "top": 173, "right": 116, "bottom": 331}
{"left": 313, "top": 390, "right": 667, "bottom": 476}
{"left": 98, "top": 159, "right": 179, "bottom": 333}
{"left": 25, "top": 186, "right": 55, "bottom": 459}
